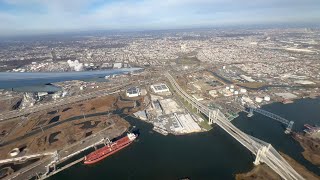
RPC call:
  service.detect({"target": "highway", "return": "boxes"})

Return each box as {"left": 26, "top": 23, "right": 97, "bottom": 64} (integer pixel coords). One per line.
{"left": 165, "top": 72, "right": 304, "bottom": 180}
{"left": 0, "top": 82, "right": 132, "bottom": 122}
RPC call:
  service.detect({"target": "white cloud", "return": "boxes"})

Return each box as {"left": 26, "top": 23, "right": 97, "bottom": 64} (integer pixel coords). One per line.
{"left": 0, "top": 0, "right": 319, "bottom": 35}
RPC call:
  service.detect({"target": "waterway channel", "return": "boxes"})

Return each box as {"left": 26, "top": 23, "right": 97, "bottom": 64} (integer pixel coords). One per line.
{"left": 51, "top": 97, "right": 320, "bottom": 180}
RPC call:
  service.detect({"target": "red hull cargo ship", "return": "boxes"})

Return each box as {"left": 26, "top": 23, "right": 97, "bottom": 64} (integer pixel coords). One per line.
{"left": 84, "top": 133, "right": 137, "bottom": 165}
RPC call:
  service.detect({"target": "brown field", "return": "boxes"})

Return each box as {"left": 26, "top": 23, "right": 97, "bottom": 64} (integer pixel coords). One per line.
{"left": 0, "top": 93, "right": 146, "bottom": 159}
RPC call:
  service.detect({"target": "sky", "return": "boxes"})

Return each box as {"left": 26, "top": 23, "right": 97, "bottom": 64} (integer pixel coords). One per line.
{"left": 0, "top": 0, "right": 319, "bottom": 36}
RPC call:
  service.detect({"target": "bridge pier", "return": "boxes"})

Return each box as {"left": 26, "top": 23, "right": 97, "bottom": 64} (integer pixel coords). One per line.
{"left": 247, "top": 108, "right": 254, "bottom": 117}
{"left": 285, "top": 121, "right": 294, "bottom": 134}
{"left": 52, "top": 163, "right": 56, "bottom": 171}
{"left": 208, "top": 110, "right": 217, "bottom": 124}
{"left": 165, "top": 72, "right": 304, "bottom": 180}
{"left": 254, "top": 144, "right": 271, "bottom": 166}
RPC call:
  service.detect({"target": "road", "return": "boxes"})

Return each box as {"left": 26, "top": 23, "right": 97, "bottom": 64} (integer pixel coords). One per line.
{"left": 4, "top": 121, "right": 126, "bottom": 180}
{"left": 0, "top": 82, "right": 132, "bottom": 122}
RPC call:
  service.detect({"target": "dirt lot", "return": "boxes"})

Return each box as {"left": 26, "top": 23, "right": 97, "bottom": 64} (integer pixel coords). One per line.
{"left": 0, "top": 97, "right": 22, "bottom": 114}
{"left": 0, "top": 93, "right": 147, "bottom": 159}
{"left": 293, "top": 132, "right": 320, "bottom": 166}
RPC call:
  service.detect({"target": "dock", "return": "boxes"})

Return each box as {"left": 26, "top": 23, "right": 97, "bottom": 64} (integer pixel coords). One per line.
{"left": 3, "top": 123, "right": 124, "bottom": 180}
{"left": 39, "top": 157, "right": 84, "bottom": 179}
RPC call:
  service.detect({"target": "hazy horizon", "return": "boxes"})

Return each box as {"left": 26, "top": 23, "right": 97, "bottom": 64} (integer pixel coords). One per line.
{"left": 0, "top": 0, "right": 320, "bottom": 36}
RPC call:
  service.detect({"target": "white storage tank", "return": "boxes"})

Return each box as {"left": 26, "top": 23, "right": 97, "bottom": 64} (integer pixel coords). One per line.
{"left": 230, "top": 85, "right": 235, "bottom": 89}
{"left": 234, "top": 91, "right": 239, "bottom": 95}
{"left": 226, "top": 86, "right": 230, "bottom": 90}
{"left": 9, "top": 148, "right": 20, "bottom": 157}
{"left": 230, "top": 89, "right": 234, "bottom": 93}
{"left": 240, "top": 88, "right": 247, "bottom": 93}
{"left": 255, "top": 97, "right": 263, "bottom": 103}
{"left": 264, "top": 96, "right": 271, "bottom": 101}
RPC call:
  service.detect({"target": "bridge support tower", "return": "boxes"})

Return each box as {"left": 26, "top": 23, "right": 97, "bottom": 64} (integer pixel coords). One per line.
{"left": 285, "top": 121, "right": 294, "bottom": 134}
{"left": 208, "top": 110, "right": 217, "bottom": 125}
{"left": 254, "top": 144, "right": 271, "bottom": 165}
{"left": 247, "top": 108, "right": 254, "bottom": 117}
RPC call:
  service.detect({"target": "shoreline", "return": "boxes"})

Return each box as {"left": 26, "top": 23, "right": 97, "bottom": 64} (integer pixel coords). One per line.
{"left": 292, "top": 132, "right": 320, "bottom": 166}
{"left": 235, "top": 97, "right": 320, "bottom": 180}
{"left": 235, "top": 152, "right": 320, "bottom": 180}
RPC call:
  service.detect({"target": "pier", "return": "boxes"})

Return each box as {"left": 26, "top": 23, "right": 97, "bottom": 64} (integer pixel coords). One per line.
{"left": 3, "top": 124, "right": 119, "bottom": 180}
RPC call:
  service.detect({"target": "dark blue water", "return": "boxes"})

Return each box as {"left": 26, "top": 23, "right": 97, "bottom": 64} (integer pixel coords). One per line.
{"left": 0, "top": 68, "right": 140, "bottom": 89}
{"left": 51, "top": 98, "right": 320, "bottom": 180}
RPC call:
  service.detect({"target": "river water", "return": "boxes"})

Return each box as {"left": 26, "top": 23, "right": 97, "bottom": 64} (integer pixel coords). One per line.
{"left": 51, "top": 98, "right": 320, "bottom": 180}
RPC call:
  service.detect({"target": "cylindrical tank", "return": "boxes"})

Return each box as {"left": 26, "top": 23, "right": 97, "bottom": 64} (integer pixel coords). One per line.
{"left": 255, "top": 97, "right": 263, "bottom": 103}
{"left": 264, "top": 96, "right": 271, "bottom": 101}
{"left": 226, "top": 86, "right": 230, "bottom": 90}
{"left": 240, "top": 88, "right": 247, "bottom": 93}
{"left": 234, "top": 91, "right": 239, "bottom": 95}
{"left": 230, "top": 85, "right": 235, "bottom": 89}
{"left": 230, "top": 89, "right": 234, "bottom": 93}
{"left": 9, "top": 148, "right": 20, "bottom": 157}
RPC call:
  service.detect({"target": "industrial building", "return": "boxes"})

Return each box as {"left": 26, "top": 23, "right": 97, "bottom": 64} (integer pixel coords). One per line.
{"left": 152, "top": 100, "right": 163, "bottom": 115}
{"left": 150, "top": 83, "right": 170, "bottom": 93}
{"left": 171, "top": 113, "right": 202, "bottom": 133}
{"left": 159, "top": 99, "right": 183, "bottom": 114}
{"left": 113, "top": 62, "right": 122, "bottom": 69}
{"left": 240, "top": 75, "right": 255, "bottom": 82}
{"left": 126, "top": 87, "right": 140, "bottom": 97}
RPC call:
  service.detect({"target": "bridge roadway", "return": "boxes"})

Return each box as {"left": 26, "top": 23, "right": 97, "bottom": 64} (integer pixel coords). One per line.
{"left": 165, "top": 72, "right": 304, "bottom": 180}
{"left": 0, "top": 82, "right": 132, "bottom": 122}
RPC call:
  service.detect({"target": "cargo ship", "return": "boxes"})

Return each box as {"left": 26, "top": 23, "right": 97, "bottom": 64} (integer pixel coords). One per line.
{"left": 84, "top": 133, "right": 137, "bottom": 165}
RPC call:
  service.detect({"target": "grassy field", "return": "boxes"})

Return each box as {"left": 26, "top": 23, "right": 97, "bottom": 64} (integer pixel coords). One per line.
{"left": 236, "top": 82, "right": 267, "bottom": 89}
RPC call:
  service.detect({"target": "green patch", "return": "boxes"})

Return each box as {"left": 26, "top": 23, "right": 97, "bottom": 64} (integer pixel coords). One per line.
{"left": 236, "top": 82, "right": 267, "bottom": 89}
{"left": 175, "top": 57, "right": 200, "bottom": 65}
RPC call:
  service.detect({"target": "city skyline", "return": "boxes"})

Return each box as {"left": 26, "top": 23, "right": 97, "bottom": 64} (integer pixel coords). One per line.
{"left": 0, "top": 0, "right": 320, "bottom": 36}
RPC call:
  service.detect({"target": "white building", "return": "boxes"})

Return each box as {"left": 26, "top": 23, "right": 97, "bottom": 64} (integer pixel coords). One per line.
{"left": 255, "top": 97, "right": 263, "bottom": 103}
{"left": 240, "top": 75, "right": 255, "bottom": 82}
{"left": 126, "top": 87, "right": 140, "bottom": 97}
{"left": 150, "top": 83, "right": 170, "bottom": 93}
{"left": 113, "top": 62, "right": 122, "bottom": 69}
